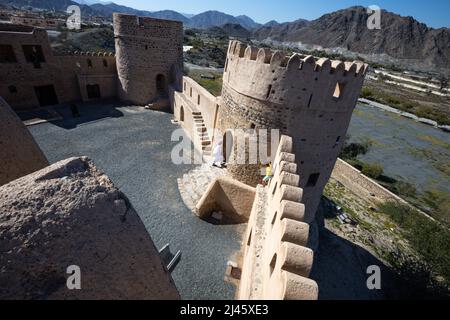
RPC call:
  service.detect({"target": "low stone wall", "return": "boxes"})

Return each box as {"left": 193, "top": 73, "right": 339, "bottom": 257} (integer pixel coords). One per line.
{"left": 331, "top": 158, "right": 404, "bottom": 203}
{"left": 0, "top": 97, "right": 49, "bottom": 186}
{"left": 174, "top": 77, "right": 220, "bottom": 141}
{"left": 196, "top": 176, "right": 256, "bottom": 223}
{"left": 238, "top": 135, "right": 318, "bottom": 300}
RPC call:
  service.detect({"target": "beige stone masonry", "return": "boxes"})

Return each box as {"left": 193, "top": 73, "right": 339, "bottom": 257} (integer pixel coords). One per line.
{"left": 0, "top": 97, "right": 49, "bottom": 186}
{"left": 238, "top": 135, "right": 318, "bottom": 300}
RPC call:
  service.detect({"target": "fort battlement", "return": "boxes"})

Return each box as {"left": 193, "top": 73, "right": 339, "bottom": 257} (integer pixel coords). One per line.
{"left": 227, "top": 40, "right": 367, "bottom": 75}
{"left": 239, "top": 135, "right": 318, "bottom": 300}
{"left": 217, "top": 40, "right": 368, "bottom": 222}
{"left": 223, "top": 40, "right": 367, "bottom": 113}
{"left": 68, "top": 51, "right": 115, "bottom": 57}
{"left": 113, "top": 13, "right": 183, "bottom": 39}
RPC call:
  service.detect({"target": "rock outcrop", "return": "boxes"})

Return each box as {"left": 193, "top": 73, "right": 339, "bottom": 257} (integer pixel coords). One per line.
{"left": 0, "top": 157, "right": 179, "bottom": 300}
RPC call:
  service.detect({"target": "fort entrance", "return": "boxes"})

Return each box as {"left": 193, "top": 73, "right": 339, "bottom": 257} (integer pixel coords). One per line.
{"left": 156, "top": 74, "right": 168, "bottom": 98}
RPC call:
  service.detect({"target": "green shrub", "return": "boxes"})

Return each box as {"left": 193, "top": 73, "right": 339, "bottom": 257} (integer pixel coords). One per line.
{"left": 361, "top": 162, "right": 383, "bottom": 179}
{"left": 379, "top": 201, "right": 450, "bottom": 284}
{"left": 360, "top": 87, "right": 373, "bottom": 98}
{"left": 394, "top": 180, "right": 417, "bottom": 198}
{"left": 339, "top": 139, "right": 371, "bottom": 160}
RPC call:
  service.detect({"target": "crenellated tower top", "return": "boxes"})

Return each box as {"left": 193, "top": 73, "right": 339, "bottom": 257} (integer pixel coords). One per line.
{"left": 223, "top": 40, "right": 368, "bottom": 114}
{"left": 218, "top": 40, "right": 368, "bottom": 221}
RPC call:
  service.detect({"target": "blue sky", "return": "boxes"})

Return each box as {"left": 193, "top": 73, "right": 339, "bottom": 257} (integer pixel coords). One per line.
{"left": 103, "top": 0, "right": 450, "bottom": 28}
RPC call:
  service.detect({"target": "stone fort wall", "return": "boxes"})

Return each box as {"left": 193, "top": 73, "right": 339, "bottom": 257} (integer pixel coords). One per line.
{"left": 332, "top": 158, "right": 405, "bottom": 203}
{"left": 0, "top": 24, "right": 117, "bottom": 110}
{"left": 0, "top": 97, "right": 49, "bottom": 186}
{"left": 238, "top": 135, "right": 318, "bottom": 300}
{"left": 113, "top": 14, "right": 183, "bottom": 105}
{"left": 218, "top": 40, "right": 368, "bottom": 223}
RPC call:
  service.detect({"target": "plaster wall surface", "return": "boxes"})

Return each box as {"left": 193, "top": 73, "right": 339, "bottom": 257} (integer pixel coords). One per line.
{"left": 0, "top": 97, "right": 48, "bottom": 186}
{"left": 0, "top": 157, "right": 180, "bottom": 300}
{"left": 114, "top": 14, "right": 183, "bottom": 105}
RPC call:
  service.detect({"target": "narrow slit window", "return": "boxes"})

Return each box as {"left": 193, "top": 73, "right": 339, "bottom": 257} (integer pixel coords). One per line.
{"left": 307, "top": 94, "right": 313, "bottom": 108}
{"left": 266, "top": 84, "right": 272, "bottom": 99}
{"left": 271, "top": 211, "right": 278, "bottom": 226}
{"left": 270, "top": 253, "right": 277, "bottom": 277}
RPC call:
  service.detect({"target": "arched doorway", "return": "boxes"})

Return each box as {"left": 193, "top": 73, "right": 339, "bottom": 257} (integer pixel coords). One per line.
{"left": 223, "top": 130, "right": 233, "bottom": 162}
{"left": 156, "top": 74, "right": 168, "bottom": 98}
{"left": 180, "top": 106, "right": 184, "bottom": 122}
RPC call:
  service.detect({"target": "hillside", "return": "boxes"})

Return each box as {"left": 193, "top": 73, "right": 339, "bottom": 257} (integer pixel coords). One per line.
{"left": 253, "top": 6, "right": 450, "bottom": 71}
{"left": 1, "top": 1, "right": 449, "bottom": 70}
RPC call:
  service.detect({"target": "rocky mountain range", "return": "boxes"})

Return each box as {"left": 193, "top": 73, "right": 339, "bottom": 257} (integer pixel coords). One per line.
{"left": 1, "top": 1, "right": 448, "bottom": 71}
{"left": 258, "top": 6, "right": 449, "bottom": 72}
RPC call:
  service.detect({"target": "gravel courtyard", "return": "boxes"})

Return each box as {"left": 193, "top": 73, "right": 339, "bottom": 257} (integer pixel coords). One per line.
{"left": 28, "top": 102, "right": 242, "bottom": 300}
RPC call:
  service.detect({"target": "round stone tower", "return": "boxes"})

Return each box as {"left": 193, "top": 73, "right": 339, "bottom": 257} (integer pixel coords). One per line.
{"left": 217, "top": 40, "right": 368, "bottom": 223}
{"left": 113, "top": 13, "right": 183, "bottom": 105}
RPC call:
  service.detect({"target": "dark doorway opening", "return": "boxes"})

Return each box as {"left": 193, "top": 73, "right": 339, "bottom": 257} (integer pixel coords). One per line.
{"left": 223, "top": 130, "right": 233, "bottom": 162}
{"left": 23, "top": 45, "right": 45, "bottom": 69}
{"left": 180, "top": 106, "right": 184, "bottom": 122}
{"left": 87, "top": 84, "right": 101, "bottom": 99}
{"left": 156, "top": 74, "right": 168, "bottom": 98}
{"left": 34, "top": 85, "right": 58, "bottom": 107}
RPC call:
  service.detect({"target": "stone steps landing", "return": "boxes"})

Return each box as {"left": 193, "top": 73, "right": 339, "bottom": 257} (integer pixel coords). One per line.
{"left": 177, "top": 164, "right": 228, "bottom": 214}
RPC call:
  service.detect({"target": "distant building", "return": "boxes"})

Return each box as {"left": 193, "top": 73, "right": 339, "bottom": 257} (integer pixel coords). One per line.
{"left": 10, "top": 15, "right": 65, "bottom": 29}
{"left": 0, "top": 23, "right": 116, "bottom": 110}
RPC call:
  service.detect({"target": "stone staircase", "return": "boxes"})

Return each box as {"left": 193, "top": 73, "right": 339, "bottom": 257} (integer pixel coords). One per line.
{"left": 177, "top": 164, "right": 229, "bottom": 214}
{"left": 192, "top": 111, "right": 212, "bottom": 158}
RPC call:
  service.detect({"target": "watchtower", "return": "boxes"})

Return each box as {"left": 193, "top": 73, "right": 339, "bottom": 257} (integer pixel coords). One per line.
{"left": 113, "top": 13, "right": 183, "bottom": 105}
{"left": 218, "top": 40, "right": 368, "bottom": 222}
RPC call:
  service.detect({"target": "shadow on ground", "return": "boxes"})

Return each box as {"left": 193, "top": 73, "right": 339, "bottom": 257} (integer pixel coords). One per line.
{"left": 48, "top": 101, "right": 125, "bottom": 129}
{"left": 310, "top": 227, "right": 404, "bottom": 300}
{"left": 29, "top": 104, "right": 242, "bottom": 300}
